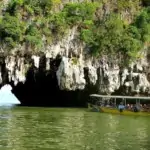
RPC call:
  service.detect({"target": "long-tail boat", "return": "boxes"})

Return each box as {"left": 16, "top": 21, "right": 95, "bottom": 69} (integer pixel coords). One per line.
{"left": 88, "top": 94, "right": 150, "bottom": 116}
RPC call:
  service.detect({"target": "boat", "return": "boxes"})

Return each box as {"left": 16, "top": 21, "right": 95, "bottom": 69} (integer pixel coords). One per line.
{"left": 88, "top": 94, "right": 150, "bottom": 116}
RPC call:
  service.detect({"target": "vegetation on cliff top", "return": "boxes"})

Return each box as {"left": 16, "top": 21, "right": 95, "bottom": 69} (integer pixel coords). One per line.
{"left": 80, "top": 0, "right": 150, "bottom": 63}
{"left": 0, "top": 0, "right": 149, "bottom": 64}
{"left": 80, "top": 12, "right": 144, "bottom": 61}
{"left": 0, "top": 0, "right": 99, "bottom": 51}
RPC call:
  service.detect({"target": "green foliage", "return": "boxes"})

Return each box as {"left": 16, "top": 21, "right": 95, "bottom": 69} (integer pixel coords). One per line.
{"left": 121, "top": 36, "right": 142, "bottom": 54}
{"left": 117, "top": 0, "right": 140, "bottom": 11}
{"left": 6, "top": 0, "right": 52, "bottom": 16}
{"left": 25, "top": 35, "right": 42, "bottom": 48}
{"left": 49, "top": 12, "right": 68, "bottom": 38}
{"left": 80, "top": 20, "right": 96, "bottom": 47}
{"left": 4, "top": 37, "right": 16, "bottom": 48}
{"left": 51, "top": 0, "right": 61, "bottom": 8}
{"left": 0, "top": 0, "right": 99, "bottom": 52}
{"left": 0, "top": 14, "right": 25, "bottom": 42}
{"left": 81, "top": 14, "right": 125, "bottom": 55}
{"left": 25, "top": 25, "right": 42, "bottom": 48}
{"left": 63, "top": 2, "right": 99, "bottom": 25}
{"left": 79, "top": 11, "right": 147, "bottom": 63}
{"left": 126, "top": 25, "right": 141, "bottom": 40}
{"left": 42, "top": 27, "right": 51, "bottom": 36}
{"left": 134, "top": 8, "right": 150, "bottom": 42}
{"left": 24, "top": 5, "right": 34, "bottom": 15}
{"left": 81, "top": 29, "right": 95, "bottom": 44}
{"left": 0, "top": 0, "right": 146, "bottom": 64}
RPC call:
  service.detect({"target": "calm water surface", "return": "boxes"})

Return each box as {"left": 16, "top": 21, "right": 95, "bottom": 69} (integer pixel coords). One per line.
{"left": 0, "top": 107, "right": 150, "bottom": 150}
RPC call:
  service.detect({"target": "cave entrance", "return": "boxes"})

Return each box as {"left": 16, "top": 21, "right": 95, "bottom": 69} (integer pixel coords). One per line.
{"left": 11, "top": 55, "right": 90, "bottom": 107}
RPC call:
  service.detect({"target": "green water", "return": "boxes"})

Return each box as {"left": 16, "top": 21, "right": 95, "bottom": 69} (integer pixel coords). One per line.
{"left": 0, "top": 107, "right": 150, "bottom": 150}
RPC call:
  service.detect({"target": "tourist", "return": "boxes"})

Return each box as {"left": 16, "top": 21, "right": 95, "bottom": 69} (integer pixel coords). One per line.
{"left": 118, "top": 102, "right": 125, "bottom": 112}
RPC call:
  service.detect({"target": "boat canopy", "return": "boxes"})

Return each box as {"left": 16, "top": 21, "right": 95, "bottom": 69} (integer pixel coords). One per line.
{"left": 90, "top": 94, "right": 150, "bottom": 100}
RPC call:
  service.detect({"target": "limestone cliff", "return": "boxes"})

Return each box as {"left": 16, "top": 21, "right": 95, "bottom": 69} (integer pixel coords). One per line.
{"left": 3, "top": 27, "right": 150, "bottom": 97}
{"left": 0, "top": 0, "right": 149, "bottom": 102}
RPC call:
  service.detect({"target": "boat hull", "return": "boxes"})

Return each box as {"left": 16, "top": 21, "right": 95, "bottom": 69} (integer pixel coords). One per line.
{"left": 88, "top": 103, "right": 150, "bottom": 116}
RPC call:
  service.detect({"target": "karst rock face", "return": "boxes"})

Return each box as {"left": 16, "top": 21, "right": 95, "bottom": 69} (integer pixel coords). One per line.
{"left": 0, "top": 0, "right": 149, "bottom": 97}
{"left": 1, "top": 27, "right": 150, "bottom": 96}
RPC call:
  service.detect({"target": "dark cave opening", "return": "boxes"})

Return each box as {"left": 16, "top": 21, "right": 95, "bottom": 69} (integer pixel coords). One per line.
{"left": 4, "top": 55, "right": 96, "bottom": 107}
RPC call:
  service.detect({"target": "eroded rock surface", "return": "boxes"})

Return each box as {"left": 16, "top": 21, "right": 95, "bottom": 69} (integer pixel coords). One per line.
{"left": 0, "top": 26, "right": 149, "bottom": 95}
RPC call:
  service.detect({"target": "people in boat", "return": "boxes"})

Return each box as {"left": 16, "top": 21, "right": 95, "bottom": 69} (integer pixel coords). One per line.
{"left": 142, "top": 104, "right": 150, "bottom": 112}
{"left": 126, "top": 104, "right": 134, "bottom": 111}
{"left": 132, "top": 103, "right": 141, "bottom": 112}
{"left": 105, "top": 101, "right": 111, "bottom": 107}
{"left": 118, "top": 102, "right": 125, "bottom": 112}
{"left": 126, "top": 104, "right": 130, "bottom": 109}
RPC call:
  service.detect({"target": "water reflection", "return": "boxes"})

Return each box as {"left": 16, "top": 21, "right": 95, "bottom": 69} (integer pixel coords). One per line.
{"left": 0, "top": 108, "right": 149, "bottom": 150}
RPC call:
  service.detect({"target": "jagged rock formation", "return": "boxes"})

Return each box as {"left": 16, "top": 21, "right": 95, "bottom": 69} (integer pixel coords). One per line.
{"left": 56, "top": 56, "right": 86, "bottom": 90}
{"left": 96, "top": 50, "right": 150, "bottom": 95}
{"left": 1, "top": 27, "right": 150, "bottom": 97}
